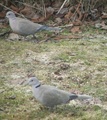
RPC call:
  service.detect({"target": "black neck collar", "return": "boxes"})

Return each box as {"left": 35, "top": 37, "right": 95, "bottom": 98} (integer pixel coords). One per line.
{"left": 35, "top": 84, "right": 41, "bottom": 88}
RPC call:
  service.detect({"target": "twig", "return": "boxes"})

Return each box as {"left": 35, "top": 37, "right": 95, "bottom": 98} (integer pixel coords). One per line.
{"left": 88, "top": 0, "right": 91, "bottom": 12}
{"left": 57, "top": 0, "right": 68, "bottom": 14}
{"left": 15, "top": 0, "right": 42, "bottom": 12}
{"left": 42, "top": 0, "right": 46, "bottom": 17}
{"left": 59, "top": 24, "right": 73, "bottom": 28}
{"left": 0, "top": 3, "right": 26, "bottom": 19}
{"left": 38, "top": 34, "right": 58, "bottom": 43}
{"left": 93, "top": 0, "right": 99, "bottom": 10}
{"left": 15, "top": 1, "right": 45, "bottom": 16}
{"left": 71, "top": 0, "right": 82, "bottom": 22}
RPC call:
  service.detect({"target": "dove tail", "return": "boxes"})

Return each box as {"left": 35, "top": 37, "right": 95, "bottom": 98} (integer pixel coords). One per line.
{"left": 77, "top": 95, "right": 92, "bottom": 100}
{"left": 69, "top": 94, "right": 78, "bottom": 100}
{"left": 70, "top": 94, "right": 92, "bottom": 101}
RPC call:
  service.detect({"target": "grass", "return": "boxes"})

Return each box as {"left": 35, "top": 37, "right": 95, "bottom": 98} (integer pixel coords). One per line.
{"left": 0, "top": 26, "right": 107, "bottom": 120}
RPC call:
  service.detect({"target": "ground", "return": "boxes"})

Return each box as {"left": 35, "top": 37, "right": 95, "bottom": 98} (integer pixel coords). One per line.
{"left": 0, "top": 26, "right": 107, "bottom": 120}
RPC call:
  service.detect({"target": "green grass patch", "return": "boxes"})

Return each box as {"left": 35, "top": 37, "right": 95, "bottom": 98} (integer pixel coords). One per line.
{"left": 0, "top": 26, "right": 107, "bottom": 119}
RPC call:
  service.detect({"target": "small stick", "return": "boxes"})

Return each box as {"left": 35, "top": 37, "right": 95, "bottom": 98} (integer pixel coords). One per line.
{"left": 42, "top": 0, "right": 46, "bottom": 18}
{"left": 70, "top": 0, "right": 82, "bottom": 22}
{"left": 0, "top": 3, "right": 26, "bottom": 19}
{"left": 59, "top": 23, "right": 73, "bottom": 28}
{"left": 15, "top": 0, "right": 42, "bottom": 12}
{"left": 57, "top": 0, "right": 68, "bottom": 14}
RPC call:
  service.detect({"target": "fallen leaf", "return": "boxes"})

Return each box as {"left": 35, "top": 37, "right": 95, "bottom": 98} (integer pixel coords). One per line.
{"left": 101, "top": 12, "right": 107, "bottom": 19}
{"left": 46, "top": 7, "right": 54, "bottom": 14}
{"left": 10, "top": 5, "right": 20, "bottom": 12}
{"left": 0, "top": 11, "right": 6, "bottom": 18}
{"left": 73, "top": 20, "right": 82, "bottom": 26}
{"left": 64, "top": 10, "right": 72, "bottom": 21}
{"left": 55, "top": 17, "right": 62, "bottom": 24}
{"left": 71, "top": 26, "right": 81, "bottom": 33}
{"left": 20, "top": 6, "right": 35, "bottom": 18}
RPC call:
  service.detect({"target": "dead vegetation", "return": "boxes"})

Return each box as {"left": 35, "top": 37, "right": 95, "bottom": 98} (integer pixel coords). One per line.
{"left": 0, "top": 0, "right": 107, "bottom": 24}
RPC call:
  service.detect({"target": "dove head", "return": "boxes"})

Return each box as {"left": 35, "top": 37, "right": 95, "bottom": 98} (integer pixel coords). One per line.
{"left": 27, "top": 77, "right": 40, "bottom": 87}
{"left": 6, "top": 11, "right": 16, "bottom": 19}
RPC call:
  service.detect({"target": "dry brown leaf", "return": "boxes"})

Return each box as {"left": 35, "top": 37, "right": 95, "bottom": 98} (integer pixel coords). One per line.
{"left": 31, "top": 6, "right": 54, "bottom": 23}
{"left": 20, "top": 6, "right": 35, "bottom": 18}
{"left": 0, "top": 23, "right": 8, "bottom": 28}
{"left": 10, "top": 5, "right": 20, "bottom": 13}
{"left": 95, "top": 21, "right": 107, "bottom": 30}
{"left": 101, "top": 25, "right": 107, "bottom": 30}
{"left": 64, "top": 10, "right": 72, "bottom": 21}
{"left": 101, "top": 15, "right": 107, "bottom": 19}
{"left": 0, "top": 11, "right": 6, "bottom": 18}
{"left": 73, "top": 20, "right": 82, "bottom": 26}
{"left": 31, "top": 13, "right": 53, "bottom": 23}
{"left": 76, "top": 7, "right": 83, "bottom": 21}
{"left": 46, "top": 7, "right": 54, "bottom": 14}
{"left": 52, "top": 1, "right": 62, "bottom": 8}
{"left": 71, "top": 26, "right": 81, "bottom": 33}
{"left": 55, "top": 17, "right": 62, "bottom": 24}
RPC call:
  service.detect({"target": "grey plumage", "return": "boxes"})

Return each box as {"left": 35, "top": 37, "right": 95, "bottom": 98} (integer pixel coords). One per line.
{"left": 26, "top": 77, "right": 92, "bottom": 108}
{"left": 6, "top": 11, "right": 61, "bottom": 37}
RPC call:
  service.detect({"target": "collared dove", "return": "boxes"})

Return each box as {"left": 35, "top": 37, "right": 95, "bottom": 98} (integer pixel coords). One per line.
{"left": 26, "top": 77, "right": 92, "bottom": 108}
{"left": 6, "top": 11, "right": 61, "bottom": 38}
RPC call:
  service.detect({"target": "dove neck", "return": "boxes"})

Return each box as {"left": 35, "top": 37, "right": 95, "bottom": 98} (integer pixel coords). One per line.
{"left": 35, "top": 83, "right": 41, "bottom": 88}
{"left": 10, "top": 17, "right": 16, "bottom": 20}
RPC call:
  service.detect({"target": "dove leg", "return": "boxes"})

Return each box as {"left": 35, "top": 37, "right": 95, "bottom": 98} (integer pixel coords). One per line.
{"left": 32, "top": 35, "right": 39, "bottom": 43}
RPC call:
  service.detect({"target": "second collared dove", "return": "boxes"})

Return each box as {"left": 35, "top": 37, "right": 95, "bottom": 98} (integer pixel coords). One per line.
{"left": 6, "top": 11, "right": 61, "bottom": 38}
{"left": 26, "top": 77, "right": 92, "bottom": 108}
